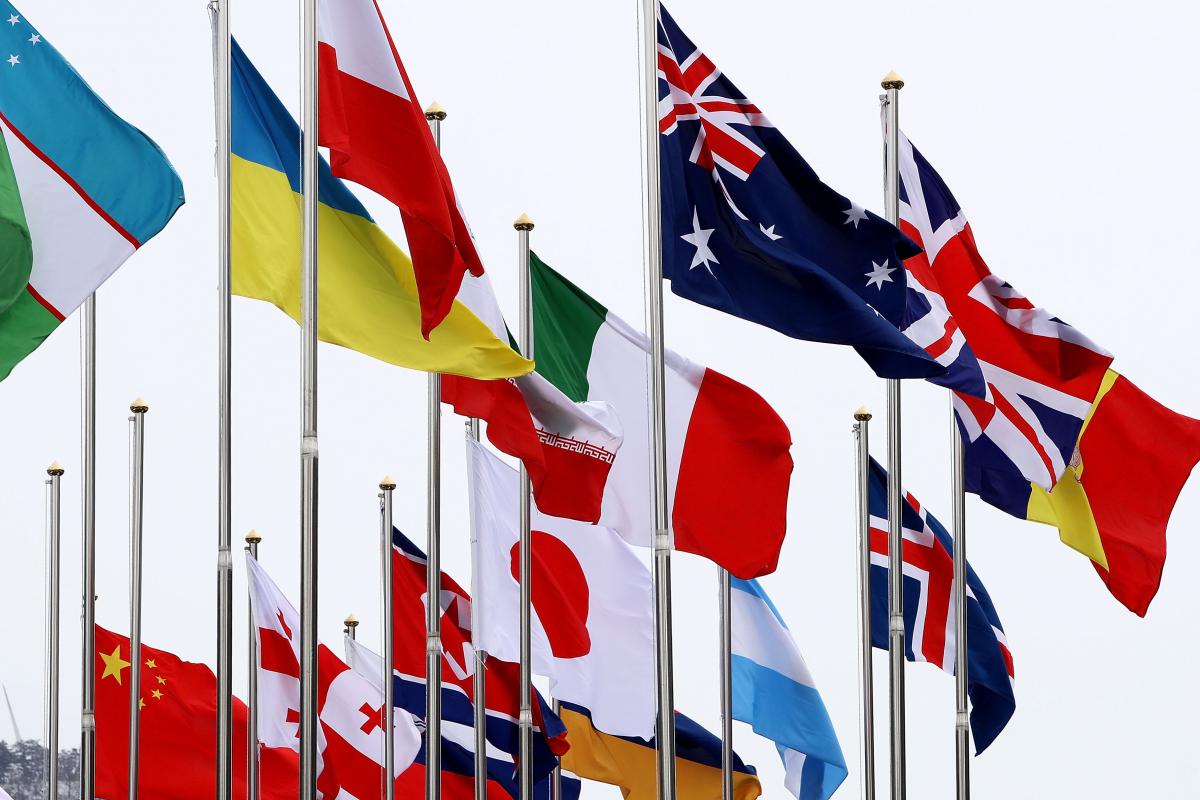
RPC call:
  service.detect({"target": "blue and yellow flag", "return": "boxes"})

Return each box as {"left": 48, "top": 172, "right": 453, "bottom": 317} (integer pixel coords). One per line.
{"left": 231, "top": 42, "right": 530, "bottom": 379}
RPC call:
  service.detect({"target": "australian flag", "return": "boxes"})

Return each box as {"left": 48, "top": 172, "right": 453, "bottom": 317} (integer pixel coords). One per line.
{"left": 656, "top": 3, "right": 941, "bottom": 379}
{"left": 867, "top": 459, "right": 1016, "bottom": 752}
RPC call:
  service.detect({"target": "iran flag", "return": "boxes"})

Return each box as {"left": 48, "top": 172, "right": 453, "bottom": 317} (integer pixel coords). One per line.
{"left": 467, "top": 438, "right": 656, "bottom": 739}
{"left": 317, "top": 0, "right": 483, "bottom": 336}
{"left": 530, "top": 253, "right": 793, "bottom": 579}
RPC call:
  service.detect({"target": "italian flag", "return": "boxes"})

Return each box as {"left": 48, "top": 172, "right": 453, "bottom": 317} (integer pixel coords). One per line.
{"left": 531, "top": 253, "right": 793, "bottom": 579}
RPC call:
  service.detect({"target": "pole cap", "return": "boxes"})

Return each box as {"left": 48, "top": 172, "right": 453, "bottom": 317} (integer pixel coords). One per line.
{"left": 344, "top": 613, "right": 359, "bottom": 629}
{"left": 881, "top": 70, "right": 905, "bottom": 90}
{"left": 853, "top": 406, "right": 873, "bottom": 422}
{"left": 424, "top": 101, "right": 447, "bottom": 121}
{"left": 130, "top": 397, "right": 149, "bottom": 413}
{"left": 513, "top": 213, "right": 535, "bottom": 231}
{"left": 380, "top": 475, "right": 397, "bottom": 491}
{"left": 245, "top": 529, "right": 262, "bottom": 544}
{"left": 47, "top": 460, "right": 65, "bottom": 477}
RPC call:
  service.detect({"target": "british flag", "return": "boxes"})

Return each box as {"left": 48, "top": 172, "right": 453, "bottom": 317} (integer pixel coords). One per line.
{"left": 896, "top": 132, "right": 1113, "bottom": 513}
{"left": 867, "top": 459, "right": 1016, "bottom": 752}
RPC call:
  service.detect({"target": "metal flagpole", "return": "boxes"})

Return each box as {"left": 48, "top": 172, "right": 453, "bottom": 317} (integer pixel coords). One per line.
{"left": 514, "top": 212, "right": 535, "bottom": 800}
{"left": 127, "top": 399, "right": 148, "bottom": 800}
{"left": 245, "top": 530, "right": 261, "bottom": 800}
{"left": 880, "top": 70, "right": 906, "bottom": 800}
{"left": 344, "top": 615, "right": 359, "bottom": 641}
{"left": 466, "top": 423, "right": 488, "bottom": 800}
{"left": 380, "top": 477, "right": 397, "bottom": 800}
{"left": 80, "top": 293, "right": 97, "bottom": 800}
{"left": 637, "top": 1, "right": 678, "bottom": 797}
{"left": 718, "top": 569, "right": 733, "bottom": 800}
{"left": 298, "top": 0, "right": 320, "bottom": 795}
{"left": 853, "top": 408, "right": 877, "bottom": 800}
{"left": 951, "top": 406, "right": 970, "bottom": 799}
{"left": 423, "top": 100, "right": 447, "bottom": 800}
{"left": 46, "top": 462, "right": 64, "bottom": 800}
{"left": 550, "top": 699, "right": 563, "bottom": 800}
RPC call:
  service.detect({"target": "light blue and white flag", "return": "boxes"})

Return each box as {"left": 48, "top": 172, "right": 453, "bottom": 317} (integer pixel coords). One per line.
{"left": 731, "top": 577, "right": 847, "bottom": 800}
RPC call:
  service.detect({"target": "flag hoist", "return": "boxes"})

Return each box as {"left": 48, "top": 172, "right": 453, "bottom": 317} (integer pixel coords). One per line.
{"left": 127, "top": 398, "right": 148, "bottom": 800}
{"left": 245, "top": 530, "right": 261, "bottom": 800}
{"left": 637, "top": 1, "right": 678, "bottom": 797}
{"left": 380, "top": 476, "right": 397, "bottom": 800}
{"left": 853, "top": 408, "right": 876, "bottom": 800}
{"left": 46, "top": 461, "right": 64, "bottom": 800}
{"left": 514, "top": 212, "right": 536, "bottom": 800}
{"left": 880, "top": 71, "right": 907, "bottom": 800}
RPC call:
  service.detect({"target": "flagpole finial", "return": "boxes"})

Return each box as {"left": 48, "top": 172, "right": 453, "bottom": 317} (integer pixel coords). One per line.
{"left": 245, "top": 529, "right": 262, "bottom": 544}
{"left": 424, "top": 101, "right": 447, "bottom": 121}
{"left": 380, "top": 476, "right": 397, "bottom": 490}
{"left": 513, "top": 213, "right": 535, "bottom": 231}
{"left": 344, "top": 613, "right": 359, "bottom": 630}
{"left": 854, "top": 406, "right": 873, "bottom": 422}
{"left": 47, "top": 460, "right": 65, "bottom": 476}
{"left": 130, "top": 397, "right": 149, "bottom": 414}
{"left": 881, "top": 71, "right": 905, "bottom": 90}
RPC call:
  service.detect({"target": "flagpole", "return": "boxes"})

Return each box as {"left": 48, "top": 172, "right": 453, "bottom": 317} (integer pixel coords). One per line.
{"left": 298, "top": 0, "right": 321, "bottom": 794}
{"left": 344, "top": 614, "right": 358, "bottom": 641}
{"left": 853, "top": 408, "right": 876, "bottom": 800}
{"left": 880, "top": 70, "right": 906, "bottom": 800}
{"left": 718, "top": 568, "right": 733, "bottom": 800}
{"left": 127, "top": 399, "right": 148, "bottom": 800}
{"left": 464, "top": 420, "right": 489, "bottom": 800}
{"left": 245, "top": 530, "right": 261, "bottom": 800}
{"left": 79, "top": 293, "right": 97, "bottom": 800}
{"left": 638, "top": 1, "right": 679, "bottom": 796}
{"left": 550, "top": 699, "right": 562, "bottom": 800}
{"left": 514, "top": 212, "right": 536, "bottom": 800}
{"left": 380, "top": 476, "right": 397, "bottom": 800}
{"left": 423, "top": 101, "right": 447, "bottom": 800}
{"left": 46, "top": 462, "right": 64, "bottom": 800}
{"left": 951, "top": 405, "right": 970, "bottom": 799}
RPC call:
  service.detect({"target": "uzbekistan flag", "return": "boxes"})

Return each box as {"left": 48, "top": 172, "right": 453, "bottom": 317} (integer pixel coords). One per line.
{"left": 0, "top": 1, "right": 183, "bottom": 381}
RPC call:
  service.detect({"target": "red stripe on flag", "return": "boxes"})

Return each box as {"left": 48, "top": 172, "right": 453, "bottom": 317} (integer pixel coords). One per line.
{"left": 26, "top": 284, "right": 65, "bottom": 322}
{"left": 988, "top": 383, "right": 1056, "bottom": 481}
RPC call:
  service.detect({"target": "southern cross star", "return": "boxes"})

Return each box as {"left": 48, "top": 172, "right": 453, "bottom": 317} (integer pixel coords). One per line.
{"left": 864, "top": 259, "right": 896, "bottom": 290}
{"left": 759, "top": 223, "right": 783, "bottom": 241}
{"left": 681, "top": 208, "right": 719, "bottom": 275}
{"left": 843, "top": 202, "right": 869, "bottom": 229}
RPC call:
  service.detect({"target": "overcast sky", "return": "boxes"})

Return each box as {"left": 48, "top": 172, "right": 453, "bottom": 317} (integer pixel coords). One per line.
{"left": 1, "top": 1, "right": 1198, "bottom": 797}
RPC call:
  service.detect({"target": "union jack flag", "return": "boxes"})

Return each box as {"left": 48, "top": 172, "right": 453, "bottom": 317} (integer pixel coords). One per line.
{"left": 867, "top": 459, "right": 1016, "bottom": 752}
{"left": 896, "top": 132, "right": 1113, "bottom": 512}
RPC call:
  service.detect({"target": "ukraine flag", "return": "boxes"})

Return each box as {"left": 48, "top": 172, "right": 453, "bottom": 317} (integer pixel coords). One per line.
{"left": 231, "top": 42, "right": 530, "bottom": 380}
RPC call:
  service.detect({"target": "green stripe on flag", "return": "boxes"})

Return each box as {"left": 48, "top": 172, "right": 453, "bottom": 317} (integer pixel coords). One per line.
{"left": 0, "top": 289, "right": 60, "bottom": 382}
{"left": 0, "top": 130, "right": 32, "bottom": 317}
{"left": 530, "top": 252, "right": 607, "bottom": 403}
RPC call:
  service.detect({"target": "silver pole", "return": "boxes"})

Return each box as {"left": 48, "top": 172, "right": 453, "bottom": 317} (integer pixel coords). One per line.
{"left": 80, "top": 294, "right": 97, "bottom": 800}
{"left": 514, "top": 213, "right": 535, "bottom": 800}
{"left": 853, "top": 409, "right": 876, "bottom": 800}
{"left": 423, "top": 101, "right": 447, "bottom": 800}
{"left": 951, "top": 407, "right": 970, "bottom": 799}
{"left": 881, "top": 71, "right": 906, "bottom": 800}
{"left": 127, "top": 399, "right": 148, "bottom": 800}
{"left": 46, "top": 462, "right": 64, "bottom": 800}
{"left": 245, "top": 531, "right": 261, "bottom": 800}
{"left": 718, "top": 569, "right": 732, "bottom": 800}
{"left": 550, "top": 699, "right": 562, "bottom": 800}
{"left": 344, "top": 614, "right": 359, "bottom": 641}
{"left": 465, "top": 416, "right": 488, "bottom": 800}
{"left": 380, "top": 477, "right": 397, "bottom": 800}
{"left": 638, "top": 1, "right": 678, "bottom": 797}
{"left": 299, "top": 0, "right": 320, "bottom": 796}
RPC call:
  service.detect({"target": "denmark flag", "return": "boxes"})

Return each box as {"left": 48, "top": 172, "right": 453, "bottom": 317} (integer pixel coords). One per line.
{"left": 318, "top": 0, "right": 484, "bottom": 336}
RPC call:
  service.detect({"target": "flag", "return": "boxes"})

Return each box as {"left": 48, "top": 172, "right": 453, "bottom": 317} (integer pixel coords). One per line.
{"left": 0, "top": 1, "right": 183, "bottom": 381}
{"left": 231, "top": 41, "right": 529, "bottom": 380}
{"left": 896, "top": 132, "right": 1112, "bottom": 505}
{"left": 730, "top": 578, "right": 846, "bottom": 800}
{"left": 655, "top": 3, "right": 939, "bottom": 380}
{"left": 318, "top": 0, "right": 482, "bottom": 336}
{"left": 94, "top": 626, "right": 299, "bottom": 800}
{"left": 387, "top": 527, "right": 571, "bottom": 798}
{"left": 558, "top": 703, "right": 761, "bottom": 800}
{"left": 467, "top": 437, "right": 656, "bottom": 738}
{"left": 531, "top": 252, "right": 791, "bottom": 578}
{"left": 442, "top": 270, "right": 624, "bottom": 523}
{"left": 1026, "top": 371, "right": 1200, "bottom": 615}
{"left": 867, "top": 459, "right": 1016, "bottom": 752}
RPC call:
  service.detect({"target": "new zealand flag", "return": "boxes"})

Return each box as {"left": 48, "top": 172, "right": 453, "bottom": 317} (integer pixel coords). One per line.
{"left": 656, "top": 3, "right": 941, "bottom": 379}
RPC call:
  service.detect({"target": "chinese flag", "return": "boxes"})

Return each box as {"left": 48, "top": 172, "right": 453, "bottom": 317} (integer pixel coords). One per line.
{"left": 95, "top": 625, "right": 298, "bottom": 799}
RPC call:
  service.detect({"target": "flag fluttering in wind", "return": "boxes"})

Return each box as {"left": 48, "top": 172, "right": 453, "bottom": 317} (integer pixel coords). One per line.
{"left": 467, "top": 438, "right": 656, "bottom": 739}
{"left": 867, "top": 460, "right": 1017, "bottom": 752}
{"left": 94, "top": 626, "right": 298, "bottom": 800}
{"left": 317, "top": 0, "right": 484, "bottom": 336}
{"left": 654, "top": 2, "right": 939, "bottom": 380}
{"left": 531, "top": 253, "right": 792, "bottom": 578}
{"left": 730, "top": 578, "right": 846, "bottom": 800}
{"left": 0, "top": 1, "right": 183, "bottom": 382}
{"left": 230, "top": 41, "right": 530, "bottom": 380}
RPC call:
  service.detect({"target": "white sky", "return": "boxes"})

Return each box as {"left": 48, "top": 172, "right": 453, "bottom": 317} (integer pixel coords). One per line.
{"left": 1, "top": 1, "right": 1198, "bottom": 797}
